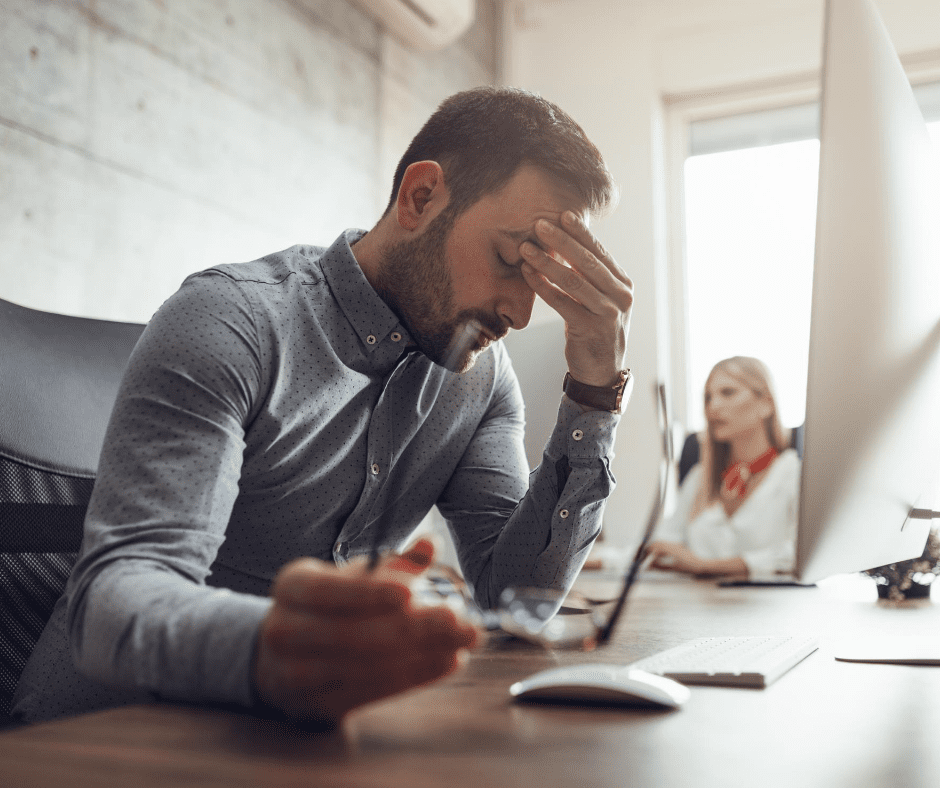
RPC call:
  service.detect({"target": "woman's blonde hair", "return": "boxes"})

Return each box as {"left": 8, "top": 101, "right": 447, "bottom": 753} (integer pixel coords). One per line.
{"left": 698, "top": 356, "right": 788, "bottom": 505}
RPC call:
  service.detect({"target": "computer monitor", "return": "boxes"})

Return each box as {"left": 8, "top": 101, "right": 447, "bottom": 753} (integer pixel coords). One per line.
{"left": 795, "top": 0, "right": 940, "bottom": 582}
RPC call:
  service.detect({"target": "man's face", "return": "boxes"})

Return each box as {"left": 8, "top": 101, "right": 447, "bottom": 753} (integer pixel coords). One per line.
{"left": 376, "top": 165, "right": 586, "bottom": 372}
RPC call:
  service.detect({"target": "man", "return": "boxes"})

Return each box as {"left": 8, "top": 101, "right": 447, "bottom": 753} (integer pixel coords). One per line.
{"left": 13, "top": 86, "right": 633, "bottom": 725}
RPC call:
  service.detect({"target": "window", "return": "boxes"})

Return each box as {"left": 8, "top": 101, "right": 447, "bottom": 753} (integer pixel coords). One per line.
{"left": 681, "top": 81, "right": 940, "bottom": 431}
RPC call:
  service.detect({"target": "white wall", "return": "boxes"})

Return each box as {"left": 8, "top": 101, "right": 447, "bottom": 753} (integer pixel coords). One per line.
{"left": 1, "top": 0, "right": 500, "bottom": 323}
{"left": 503, "top": 0, "right": 940, "bottom": 549}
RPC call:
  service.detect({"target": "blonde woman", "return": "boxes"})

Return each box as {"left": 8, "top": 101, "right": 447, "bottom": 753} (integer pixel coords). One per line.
{"left": 646, "top": 357, "right": 800, "bottom": 580}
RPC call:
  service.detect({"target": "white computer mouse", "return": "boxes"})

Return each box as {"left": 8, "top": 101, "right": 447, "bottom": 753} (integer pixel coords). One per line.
{"left": 509, "top": 664, "right": 690, "bottom": 709}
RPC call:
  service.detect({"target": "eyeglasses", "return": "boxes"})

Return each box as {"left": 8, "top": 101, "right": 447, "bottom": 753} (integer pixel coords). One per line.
{"left": 402, "top": 382, "right": 674, "bottom": 651}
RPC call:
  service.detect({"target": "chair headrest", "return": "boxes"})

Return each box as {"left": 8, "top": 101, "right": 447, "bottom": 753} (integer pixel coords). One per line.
{"left": 0, "top": 298, "right": 146, "bottom": 477}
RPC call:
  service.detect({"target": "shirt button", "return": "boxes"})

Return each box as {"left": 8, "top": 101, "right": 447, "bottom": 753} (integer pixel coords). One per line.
{"left": 559, "top": 509, "right": 570, "bottom": 519}
{"left": 391, "top": 331, "right": 402, "bottom": 342}
{"left": 371, "top": 463, "right": 380, "bottom": 475}
{"left": 572, "top": 429, "right": 584, "bottom": 441}
{"left": 366, "top": 334, "right": 377, "bottom": 345}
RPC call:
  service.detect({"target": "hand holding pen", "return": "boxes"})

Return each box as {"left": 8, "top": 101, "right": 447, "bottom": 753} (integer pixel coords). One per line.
{"left": 253, "top": 538, "right": 478, "bottom": 724}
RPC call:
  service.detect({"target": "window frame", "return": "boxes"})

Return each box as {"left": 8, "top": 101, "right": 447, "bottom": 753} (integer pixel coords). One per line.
{"left": 663, "top": 59, "right": 940, "bottom": 432}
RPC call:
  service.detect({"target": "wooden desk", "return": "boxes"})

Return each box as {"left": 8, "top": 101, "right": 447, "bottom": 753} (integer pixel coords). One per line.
{"left": 3, "top": 573, "right": 940, "bottom": 788}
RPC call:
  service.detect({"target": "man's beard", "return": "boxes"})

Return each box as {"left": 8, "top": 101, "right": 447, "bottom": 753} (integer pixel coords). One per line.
{"left": 373, "top": 210, "right": 507, "bottom": 373}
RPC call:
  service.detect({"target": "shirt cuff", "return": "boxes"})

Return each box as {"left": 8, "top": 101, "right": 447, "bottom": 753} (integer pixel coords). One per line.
{"left": 545, "top": 395, "right": 620, "bottom": 463}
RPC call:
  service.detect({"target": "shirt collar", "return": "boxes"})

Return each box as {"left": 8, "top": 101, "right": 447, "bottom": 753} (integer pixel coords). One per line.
{"left": 317, "top": 229, "right": 413, "bottom": 357}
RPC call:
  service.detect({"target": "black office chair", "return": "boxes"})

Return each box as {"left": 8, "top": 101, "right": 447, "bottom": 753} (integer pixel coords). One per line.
{"left": 677, "top": 424, "right": 805, "bottom": 486}
{"left": 0, "top": 297, "right": 145, "bottom": 726}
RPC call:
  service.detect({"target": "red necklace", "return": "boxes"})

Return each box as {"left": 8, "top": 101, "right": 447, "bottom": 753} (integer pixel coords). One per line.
{"left": 722, "top": 446, "right": 778, "bottom": 498}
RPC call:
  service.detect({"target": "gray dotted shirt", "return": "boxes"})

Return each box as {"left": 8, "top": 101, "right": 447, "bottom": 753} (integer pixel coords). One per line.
{"left": 13, "top": 229, "right": 620, "bottom": 722}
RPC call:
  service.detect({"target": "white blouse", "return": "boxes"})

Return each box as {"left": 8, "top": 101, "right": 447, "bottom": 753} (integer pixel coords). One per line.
{"left": 654, "top": 449, "right": 801, "bottom": 580}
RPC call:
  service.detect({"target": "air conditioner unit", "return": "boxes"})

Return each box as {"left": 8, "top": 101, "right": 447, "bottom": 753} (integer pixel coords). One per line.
{"left": 351, "top": 0, "right": 475, "bottom": 52}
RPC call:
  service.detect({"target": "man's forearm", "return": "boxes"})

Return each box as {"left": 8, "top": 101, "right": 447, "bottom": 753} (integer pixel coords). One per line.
{"left": 459, "top": 396, "right": 619, "bottom": 607}
{"left": 68, "top": 562, "right": 271, "bottom": 706}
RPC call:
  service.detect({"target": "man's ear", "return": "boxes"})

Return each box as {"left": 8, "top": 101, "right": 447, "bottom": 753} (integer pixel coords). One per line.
{"left": 396, "top": 161, "right": 449, "bottom": 232}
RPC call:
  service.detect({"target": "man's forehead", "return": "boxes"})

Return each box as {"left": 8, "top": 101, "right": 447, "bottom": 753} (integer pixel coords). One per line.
{"left": 481, "top": 166, "right": 590, "bottom": 227}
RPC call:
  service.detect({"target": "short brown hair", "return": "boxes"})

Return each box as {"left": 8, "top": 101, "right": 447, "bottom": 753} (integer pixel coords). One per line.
{"left": 385, "top": 86, "right": 617, "bottom": 218}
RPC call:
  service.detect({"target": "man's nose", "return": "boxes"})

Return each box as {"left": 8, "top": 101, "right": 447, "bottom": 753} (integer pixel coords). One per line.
{"left": 498, "top": 282, "right": 536, "bottom": 331}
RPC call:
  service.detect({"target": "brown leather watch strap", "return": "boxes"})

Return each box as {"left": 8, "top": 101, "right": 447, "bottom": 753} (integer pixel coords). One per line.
{"left": 562, "top": 369, "right": 633, "bottom": 413}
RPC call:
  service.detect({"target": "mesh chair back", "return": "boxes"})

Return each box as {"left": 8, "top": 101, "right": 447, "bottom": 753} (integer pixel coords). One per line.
{"left": 0, "top": 297, "right": 144, "bottom": 721}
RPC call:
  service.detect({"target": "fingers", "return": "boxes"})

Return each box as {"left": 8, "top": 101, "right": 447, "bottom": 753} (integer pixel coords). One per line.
{"left": 519, "top": 214, "right": 633, "bottom": 316}
{"left": 555, "top": 210, "right": 631, "bottom": 286}
{"left": 272, "top": 557, "right": 410, "bottom": 616}
{"left": 344, "top": 649, "right": 466, "bottom": 704}
{"left": 264, "top": 600, "right": 478, "bottom": 658}
{"left": 260, "top": 543, "right": 480, "bottom": 722}
{"left": 517, "top": 213, "right": 632, "bottom": 387}
{"left": 257, "top": 594, "right": 478, "bottom": 722}
{"left": 374, "top": 537, "right": 435, "bottom": 578}
{"left": 314, "top": 650, "right": 464, "bottom": 718}
{"left": 266, "top": 647, "right": 468, "bottom": 722}
{"left": 520, "top": 247, "right": 600, "bottom": 322}
{"left": 519, "top": 254, "right": 631, "bottom": 326}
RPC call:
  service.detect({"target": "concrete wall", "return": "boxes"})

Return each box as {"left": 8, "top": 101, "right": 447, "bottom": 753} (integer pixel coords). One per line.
{"left": 1, "top": 0, "right": 501, "bottom": 323}
{"left": 503, "top": 0, "right": 940, "bottom": 549}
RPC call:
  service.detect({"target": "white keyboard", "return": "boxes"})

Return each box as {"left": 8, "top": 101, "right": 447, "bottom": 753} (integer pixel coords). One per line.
{"left": 630, "top": 635, "right": 819, "bottom": 688}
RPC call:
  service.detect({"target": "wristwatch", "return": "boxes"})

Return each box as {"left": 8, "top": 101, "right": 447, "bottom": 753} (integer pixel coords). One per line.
{"left": 563, "top": 369, "right": 633, "bottom": 414}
